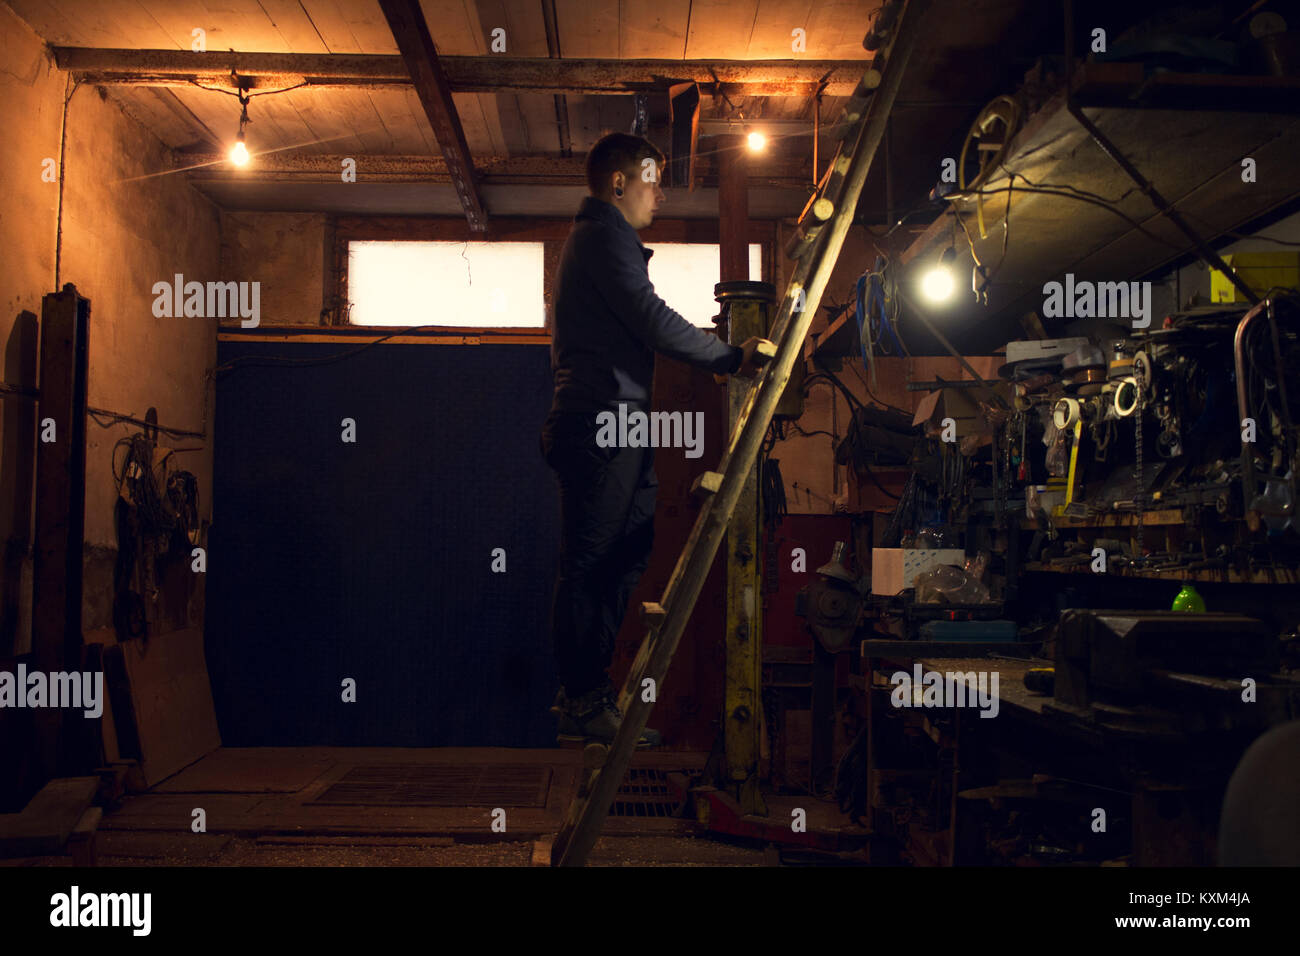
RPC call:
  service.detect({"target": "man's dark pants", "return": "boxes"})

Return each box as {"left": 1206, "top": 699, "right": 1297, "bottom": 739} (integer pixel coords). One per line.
{"left": 540, "top": 406, "right": 657, "bottom": 700}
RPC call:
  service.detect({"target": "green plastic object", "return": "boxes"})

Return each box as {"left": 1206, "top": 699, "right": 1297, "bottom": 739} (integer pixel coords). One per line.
{"left": 1172, "top": 582, "right": 1206, "bottom": 613}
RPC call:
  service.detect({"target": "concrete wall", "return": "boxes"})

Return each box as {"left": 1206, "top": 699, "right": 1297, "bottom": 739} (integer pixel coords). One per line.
{"left": 0, "top": 5, "right": 220, "bottom": 652}
{"left": 219, "top": 211, "right": 327, "bottom": 325}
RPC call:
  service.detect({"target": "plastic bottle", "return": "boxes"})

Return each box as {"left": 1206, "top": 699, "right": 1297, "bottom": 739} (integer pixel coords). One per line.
{"left": 1171, "top": 582, "right": 1206, "bottom": 612}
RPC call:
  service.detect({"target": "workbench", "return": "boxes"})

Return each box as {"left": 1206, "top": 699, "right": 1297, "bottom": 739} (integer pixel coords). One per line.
{"left": 857, "top": 641, "right": 1278, "bottom": 866}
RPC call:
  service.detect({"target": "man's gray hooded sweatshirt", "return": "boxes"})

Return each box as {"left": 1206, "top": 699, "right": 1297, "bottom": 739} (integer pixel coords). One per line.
{"left": 549, "top": 196, "right": 743, "bottom": 414}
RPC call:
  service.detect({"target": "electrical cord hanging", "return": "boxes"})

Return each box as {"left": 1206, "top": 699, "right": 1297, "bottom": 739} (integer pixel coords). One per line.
{"left": 111, "top": 431, "right": 201, "bottom": 641}
{"left": 213, "top": 325, "right": 457, "bottom": 375}
{"left": 186, "top": 78, "right": 309, "bottom": 99}
{"left": 803, "top": 368, "right": 866, "bottom": 414}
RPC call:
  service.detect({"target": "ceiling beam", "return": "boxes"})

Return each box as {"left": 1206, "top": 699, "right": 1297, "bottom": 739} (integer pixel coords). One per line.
{"left": 52, "top": 48, "right": 868, "bottom": 96}
{"left": 175, "top": 152, "right": 816, "bottom": 188}
{"left": 376, "top": 0, "right": 486, "bottom": 232}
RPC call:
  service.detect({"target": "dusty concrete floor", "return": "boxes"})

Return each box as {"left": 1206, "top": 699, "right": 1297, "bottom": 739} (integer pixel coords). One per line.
{"left": 101, "top": 834, "right": 770, "bottom": 867}
{"left": 5, "top": 748, "right": 865, "bottom": 867}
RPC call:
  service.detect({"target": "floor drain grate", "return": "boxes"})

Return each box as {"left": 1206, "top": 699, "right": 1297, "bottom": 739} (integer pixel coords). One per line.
{"left": 611, "top": 768, "right": 679, "bottom": 818}
{"left": 310, "top": 765, "right": 552, "bottom": 807}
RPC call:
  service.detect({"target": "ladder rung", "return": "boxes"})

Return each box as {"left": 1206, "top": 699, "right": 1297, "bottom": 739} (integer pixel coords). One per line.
{"left": 691, "top": 471, "right": 723, "bottom": 498}
{"left": 640, "top": 601, "right": 666, "bottom": 626}
{"left": 582, "top": 743, "right": 609, "bottom": 770}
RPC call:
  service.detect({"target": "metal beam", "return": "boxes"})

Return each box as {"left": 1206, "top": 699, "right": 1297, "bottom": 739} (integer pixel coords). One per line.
{"left": 52, "top": 48, "right": 870, "bottom": 96}
{"left": 175, "top": 152, "right": 816, "bottom": 188}
{"left": 377, "top": 0, "right": 486, "bottom": 231}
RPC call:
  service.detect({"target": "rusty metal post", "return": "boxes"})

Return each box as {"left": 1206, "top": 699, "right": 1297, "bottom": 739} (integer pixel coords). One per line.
{"left": 716, "top": 283, "right": 774, "bottom": 817}
{"left": 717, "top": 134, "right": 767, "bottom": 815}
{"left": 32, "top": 284, "right": 90, "bottom": 778}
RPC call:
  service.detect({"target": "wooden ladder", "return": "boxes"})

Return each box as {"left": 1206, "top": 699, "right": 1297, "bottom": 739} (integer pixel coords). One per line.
{"left": 551, "top": 0, "right": 931, "bottom": 866}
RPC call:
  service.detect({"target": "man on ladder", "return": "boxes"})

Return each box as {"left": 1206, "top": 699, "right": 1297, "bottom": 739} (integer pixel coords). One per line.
{"left": 540, "top": 131, "right": 771, "bottom": 747}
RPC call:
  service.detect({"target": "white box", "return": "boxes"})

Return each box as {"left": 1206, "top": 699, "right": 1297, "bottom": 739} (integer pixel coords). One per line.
{"left": 871, "top": 548, "right": 966, "bottom": 595}
{"left": 1004, "top": 337, "right": 1089, "bottom": 366}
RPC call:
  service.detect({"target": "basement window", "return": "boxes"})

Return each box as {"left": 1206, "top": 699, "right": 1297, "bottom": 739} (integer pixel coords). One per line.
{"left": 347, "top": 240, "right": 545, "bottom": 328}
{"left": 345, "top": 239, "right": 762, "bottom": 331}
{"left": 646, "top": 244, "right": 764, "bottom": 328}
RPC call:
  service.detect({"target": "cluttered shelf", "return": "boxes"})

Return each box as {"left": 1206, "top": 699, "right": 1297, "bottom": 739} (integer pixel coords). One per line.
{"left": 1021, "top": 561, "right": 1300, "bottom": 584}
{"left": 1020, "top": 508, "right": 1189, "bottom": 528}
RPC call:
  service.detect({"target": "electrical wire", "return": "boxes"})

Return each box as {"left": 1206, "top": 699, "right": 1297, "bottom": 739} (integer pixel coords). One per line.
{"left": 952, "top": 183, "right": 1186, "bottom": 252}
{"left": 88, "top": 406, "right": 205, "bottom": 439}
{"left": 788, "top": 423, "right": 836, "bottom": 439}
{"left": 186, "top": 79, "right": 309, "bottom": 98}
{"left": 842, "top": 359, "right": 912, "bottom": 416}
{"left": 805, "top": 366, "right": 867, "bottom": 414}
{"left": 213, "top": 325, "right": 454, "bottom": 375}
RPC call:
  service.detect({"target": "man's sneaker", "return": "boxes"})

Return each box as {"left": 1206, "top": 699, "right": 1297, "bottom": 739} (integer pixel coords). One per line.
{"left": 554, "top": 684, "right": 662, "bottom": 748}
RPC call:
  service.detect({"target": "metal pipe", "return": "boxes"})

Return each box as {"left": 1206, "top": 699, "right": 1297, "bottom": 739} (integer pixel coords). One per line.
{"left": 1236, "top": 298, "right": 1274, "bottom": 509}
{"left": 1264, "top": 298, "right": 1294, "bottom": 431}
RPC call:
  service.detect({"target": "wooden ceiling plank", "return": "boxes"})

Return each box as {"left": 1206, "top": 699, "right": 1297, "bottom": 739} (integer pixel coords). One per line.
{"left": 358, "top": 91, "right": 399, "bottom": 151}
{"left": 554, "top": 0, "right": 620, "bottom": 58}
{"left": 355, "top": 89, "right": 409, "bottom": 152}
{"left": 5, "top": 0, "right": 95, "bottom": 45}
{"left": 745, "top": 0, "right": 816, "bottom": 58}
{"left": 684, "top": 0, "right": 759, "bottom": 59}
{"left": 284, "top": 87, "right": 371, "bottom": 154}
{"left": 147, "top": 86, "right": 224, "bottom": 148}
{"left": 247, "top": 86, "right": 315, "bottom": 150}
{"left": 399, "top": 87, "right": 440, "bottom": 154}
{"left": 32, "top": 0, "right": 149, "bottom": 46}
{"left": 101, "top": 87, "right": 209, "bottom": 150}
{"left": 337, "top": 0, "right": 402, "bottom": 54}
{"left": 231, "top": 0, "right": 331, "bottom": 52}
{"left": 136, "top": 0, "right": 225, "bottom": 50}
{"left": 191, "top": 0, "right": 293, "bottom": 52}
{"left": 419, "top": 0, "right": 485, "bottom": 55}
{"left": 106, "top": 0, "right": 189, "bottom": 46}
{"left": 450, "top": 91, "right": 493, "bottom": 155}
{"left": 619, "top": 0, "right": 691, "bottom": 59}
{"left": 473, "top": 0, "right": 549, "bottom": 56}
{"left": 526, "top": 91, "right": 564, "bottom": 153}
{"left": 495, "top": 93, "right": 530, "bottom": 156}
{"left": 298, "top": 0, "right": 366, "bottom": 54}
{"left": 804, "top": 0, "right": 879, "bottom": 58}
{"left": 565, "top": 94, "right": 602, "bottom": 150}
{"left": 452, "top": 0, "right": 507, "bottom": 155}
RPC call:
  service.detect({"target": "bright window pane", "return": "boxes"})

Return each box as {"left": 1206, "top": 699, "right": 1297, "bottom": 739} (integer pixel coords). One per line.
{"left": 645, "top": 244, "right": 764, "bottom": 327}
{"left": 347, "top": 241, "right": 545, "bottom": 328}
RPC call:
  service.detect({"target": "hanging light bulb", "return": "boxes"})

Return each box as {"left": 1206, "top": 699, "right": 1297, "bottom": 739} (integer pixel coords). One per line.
{"left": 229, "top": 129, "right": 249, "bottom": 166}
{"left": 229, "top": 83, "right": 252, "bottom": 167}
{"left": 921, "top": 247, "right": 958, "bottom": 303}
{"left": 746, "top": 130, "right": 767, "bottom": 152}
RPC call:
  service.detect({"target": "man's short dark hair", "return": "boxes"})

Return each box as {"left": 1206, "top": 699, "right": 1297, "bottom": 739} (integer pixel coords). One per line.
{"left": 585, "top": 132, "right": 665, "bottom": 196}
